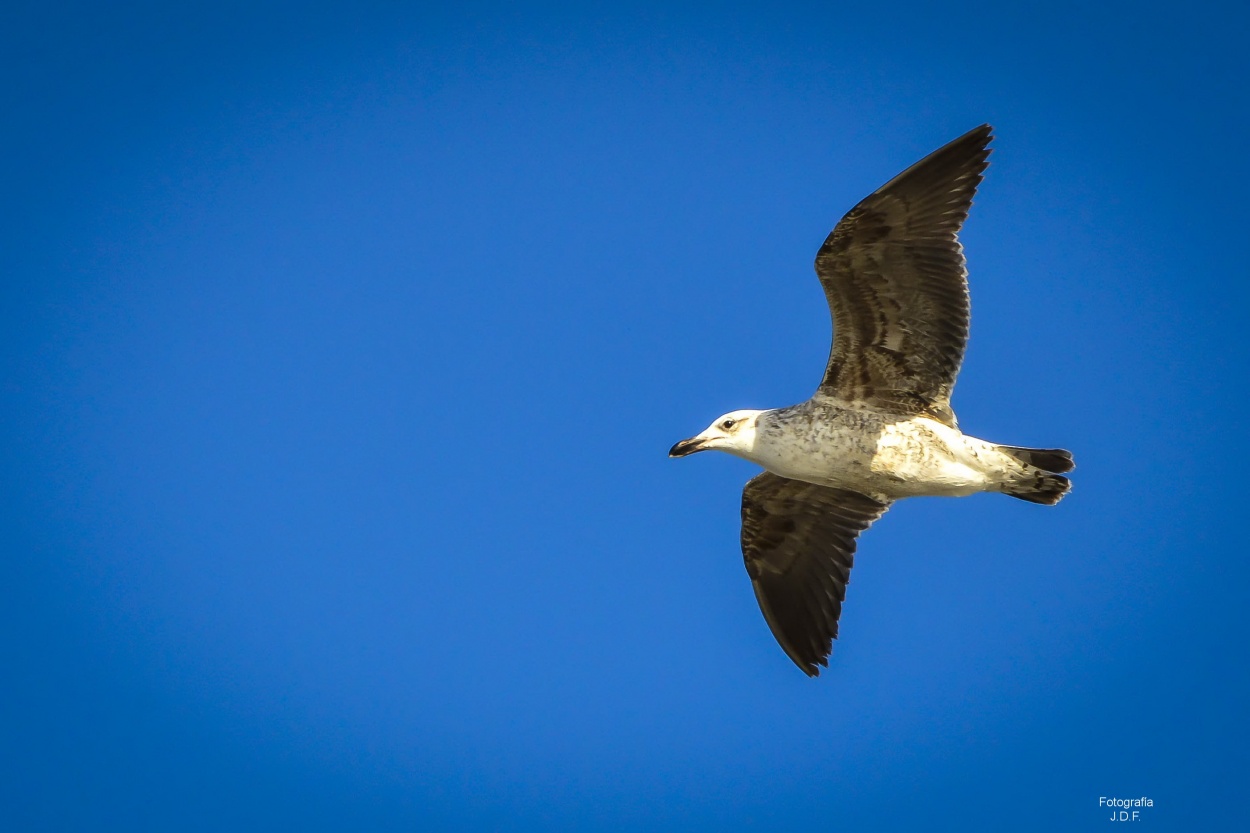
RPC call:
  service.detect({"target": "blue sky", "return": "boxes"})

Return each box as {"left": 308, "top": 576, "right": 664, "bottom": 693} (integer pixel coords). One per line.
{"left": 3, "top": 2, "right": 1247, "bottom": 830}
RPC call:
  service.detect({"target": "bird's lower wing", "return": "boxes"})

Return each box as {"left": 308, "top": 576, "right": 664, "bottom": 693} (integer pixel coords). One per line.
{"left": 741, "top": 472, "right": 891, "bottom": 676}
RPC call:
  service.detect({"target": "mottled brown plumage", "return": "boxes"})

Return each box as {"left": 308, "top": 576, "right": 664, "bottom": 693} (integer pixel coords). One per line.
{"left": 814, "top": 124, "right": 991, "bottom": 427}
{"left": 735, "top": 126, "right": 992, "bottom": 675}
{"left": 741, "top": 473, "right": 890, "bottom": 676}
{"left": 670, "top": 124, "right": 1072, "bottom": 678}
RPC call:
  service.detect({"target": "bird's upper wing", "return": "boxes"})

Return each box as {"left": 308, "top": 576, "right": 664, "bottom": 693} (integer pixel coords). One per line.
{"left": 741, "top": 472, "right": 891, "bottom": 676}
{"left": 813, "top": 124, "right": 992, "bottom": 427}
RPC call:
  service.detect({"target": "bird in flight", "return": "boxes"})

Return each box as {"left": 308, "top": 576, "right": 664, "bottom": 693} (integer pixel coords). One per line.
{"left": 669, "top": 125, "right": 1073, "bottom": 676}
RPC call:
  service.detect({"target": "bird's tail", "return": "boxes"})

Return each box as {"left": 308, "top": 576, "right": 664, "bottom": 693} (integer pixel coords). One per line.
{"left": 996, "top": 445, "right": 1074, "bottom": 473}
{"left": 996, "top": 445, "right": 1074, "bottom": 505}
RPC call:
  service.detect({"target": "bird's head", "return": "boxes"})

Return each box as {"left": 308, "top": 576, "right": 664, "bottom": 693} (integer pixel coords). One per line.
{"left": 669, "top": 409, "right": 765, "bottom": 459}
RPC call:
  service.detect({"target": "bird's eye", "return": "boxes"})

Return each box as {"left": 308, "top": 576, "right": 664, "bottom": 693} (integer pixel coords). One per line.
{"left": 721, "top": 418, "right": 736, "bottom": 430}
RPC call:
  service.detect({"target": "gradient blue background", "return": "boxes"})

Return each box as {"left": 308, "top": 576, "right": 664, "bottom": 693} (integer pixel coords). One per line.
{"left": 4, "top": 2, "right": 1247, "bottom": 830}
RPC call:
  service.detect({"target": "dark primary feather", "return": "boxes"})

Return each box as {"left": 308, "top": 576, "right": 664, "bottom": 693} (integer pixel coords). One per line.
{"left": 740, "top": 472, "right": 891, "bottom": 676}
{"left": 814, "top": 124, "right": 993, "bottom": 427}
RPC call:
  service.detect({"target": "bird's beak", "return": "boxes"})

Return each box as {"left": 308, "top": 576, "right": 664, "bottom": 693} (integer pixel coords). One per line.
{"left": 669, "top": 436, "right": 709, "bottom": 458}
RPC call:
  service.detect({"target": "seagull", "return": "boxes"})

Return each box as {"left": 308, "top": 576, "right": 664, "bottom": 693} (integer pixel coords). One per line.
{"left": 669, "top": 125, "right": 1073, "bottom": 676}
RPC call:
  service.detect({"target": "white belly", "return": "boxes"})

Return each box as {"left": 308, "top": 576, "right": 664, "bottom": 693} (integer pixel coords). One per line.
{"left": 869, "top": 419, "right": 993, "bottom": 496}
{"left": 752, "top": 414, "right": 1001, "bottom": 500}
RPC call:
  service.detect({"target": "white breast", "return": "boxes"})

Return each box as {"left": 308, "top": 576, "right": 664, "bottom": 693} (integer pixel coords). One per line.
{"left": 749, "top": 413, "right": 998, "bottom": 499}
